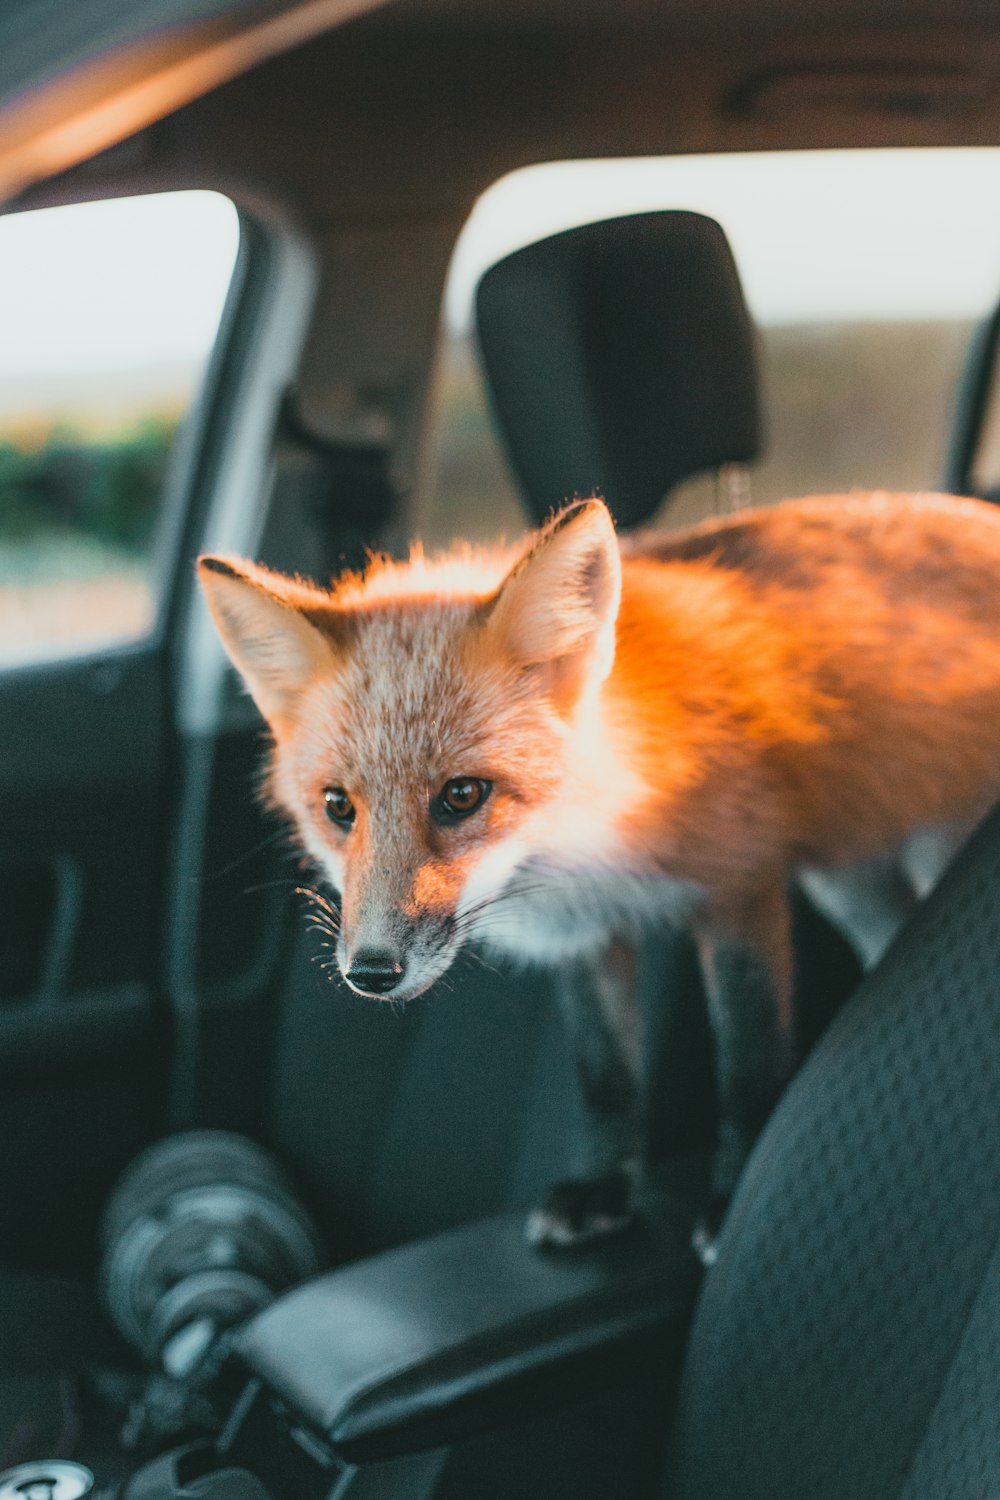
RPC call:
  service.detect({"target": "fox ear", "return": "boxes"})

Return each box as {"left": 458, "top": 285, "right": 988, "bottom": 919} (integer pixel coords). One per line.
{"left": 197, "top": 556, "right": 336, "bottom": 721}
{"left": 484, "top": 499, "right": 621, "bottom": 705}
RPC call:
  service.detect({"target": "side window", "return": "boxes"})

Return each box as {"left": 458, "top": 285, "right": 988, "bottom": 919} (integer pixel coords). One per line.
{"left": 0, "top": 191, "right": 240, "bottom": 667}
{"left": 421, "top": 148, "right": 1000, "bottom": 544}
{"left": 423, "top": 333, "right": 525, "bottom": 547}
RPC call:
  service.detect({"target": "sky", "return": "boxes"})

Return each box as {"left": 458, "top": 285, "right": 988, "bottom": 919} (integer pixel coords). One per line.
{"left": 2, "top": 149, "right": 1000, "bottom": 387}
{"left": 446, "top": 147, "right": 1000, "bottom": 329}
{"left": 0, "top": 190, "right": 239, "bottom": 381}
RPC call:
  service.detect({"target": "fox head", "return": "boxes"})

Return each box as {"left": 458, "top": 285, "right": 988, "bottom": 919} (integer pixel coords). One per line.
{"left": 197, "top": 499, "right": 624, "bottom": 1000}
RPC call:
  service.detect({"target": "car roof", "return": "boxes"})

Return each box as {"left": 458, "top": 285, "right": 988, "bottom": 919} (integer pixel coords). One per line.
{"left": 3, "top": 0, "right": 1000, "bottom": 216}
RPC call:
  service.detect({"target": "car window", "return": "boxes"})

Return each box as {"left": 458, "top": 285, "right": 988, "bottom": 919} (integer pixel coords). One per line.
{"left": 0, "top": 190, "right": 240, "bottom": 668}
{"left": 421, "top": 147, "right": 1000, "bottom": 544}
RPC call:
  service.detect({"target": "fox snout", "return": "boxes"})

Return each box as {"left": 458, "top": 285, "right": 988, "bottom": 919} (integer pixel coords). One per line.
{"left": 336, "top": 927, "right": 460, "bottom": 1002}
{"left": 335, "top": 881, "right": 463, "bottom": 1002}
{"left": 342, "top": 947, "right": 408, "bottom": 997}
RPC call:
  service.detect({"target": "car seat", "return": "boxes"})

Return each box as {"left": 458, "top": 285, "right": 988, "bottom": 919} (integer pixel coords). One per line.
{"left": 664, "top": 789, "right": 1000, "bottom": 1498}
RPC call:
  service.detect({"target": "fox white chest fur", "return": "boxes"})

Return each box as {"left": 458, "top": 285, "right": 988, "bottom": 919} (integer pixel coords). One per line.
{"left": 467, "top": 854, "right": 703, "bottom": 965}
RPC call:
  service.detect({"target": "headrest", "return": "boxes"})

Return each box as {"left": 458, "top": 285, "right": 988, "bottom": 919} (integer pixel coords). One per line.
{"left": 475, "top": 210, "right": 761, "bottom": 530}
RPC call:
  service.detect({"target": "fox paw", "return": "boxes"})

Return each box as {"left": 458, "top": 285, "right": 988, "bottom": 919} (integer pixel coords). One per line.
{"left": 526, "top": 1170, "right": 634, "bottom": 1249}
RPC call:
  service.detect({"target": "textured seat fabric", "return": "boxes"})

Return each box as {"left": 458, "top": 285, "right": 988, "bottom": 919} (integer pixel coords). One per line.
{"left": 665, "top": 802, "right": 1000, "bottom": 1500}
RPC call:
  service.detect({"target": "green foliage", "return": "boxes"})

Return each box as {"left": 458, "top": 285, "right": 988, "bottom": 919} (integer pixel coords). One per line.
{"left": 0, "top": 415, "right": 178, "bottom": 555}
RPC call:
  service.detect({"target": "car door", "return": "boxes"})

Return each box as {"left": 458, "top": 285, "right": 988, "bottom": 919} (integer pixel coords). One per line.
{"left": 0, "top": 188, "right": 261, "bottom": 1271}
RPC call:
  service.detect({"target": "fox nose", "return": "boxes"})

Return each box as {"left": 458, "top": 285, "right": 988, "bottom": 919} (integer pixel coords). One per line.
{"left": 346, "top": 949, "right": 406, "bottom": 996}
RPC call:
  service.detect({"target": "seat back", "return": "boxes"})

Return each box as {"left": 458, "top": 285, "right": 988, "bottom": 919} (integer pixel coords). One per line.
{"left": 475, "top": 210, "right": 761, "bottom": 529}
{"left": 666, "top": 801, "right": 1000, "bottom": 1499}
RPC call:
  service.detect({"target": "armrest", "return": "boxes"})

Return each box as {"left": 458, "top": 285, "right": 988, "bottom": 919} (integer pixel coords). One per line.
{"left": 233, "top": 1178, "right": 703, "bottom": 1463}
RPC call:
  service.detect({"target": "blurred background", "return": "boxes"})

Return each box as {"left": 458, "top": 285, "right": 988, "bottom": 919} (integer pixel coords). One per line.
{"left": 0, "top": 190, "right": 238, "bottom": 665}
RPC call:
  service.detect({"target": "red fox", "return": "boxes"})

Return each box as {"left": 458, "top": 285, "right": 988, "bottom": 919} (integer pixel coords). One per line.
{"left": 198, "top": 491, "right": 1000, "bottom": 1245}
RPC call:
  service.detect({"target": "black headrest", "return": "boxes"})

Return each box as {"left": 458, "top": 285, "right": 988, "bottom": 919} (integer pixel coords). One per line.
{"left": 475, "top": 210, "right": 761, "bottom": 530}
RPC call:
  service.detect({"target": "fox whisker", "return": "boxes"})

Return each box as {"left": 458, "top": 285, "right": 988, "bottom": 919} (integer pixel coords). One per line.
{"left": 203, "top": 824, "right": 297, "bottom": 882}
{"left": 296, "top": 886, "right": 343, "bottom": 936}
{"left": 458, "top": 947, "right": 503, "bottom": 980}
{"left": 242, "top": 876, "right": 301, "bottom": 897}
{"left": 455, "top": 882, "right": 561, "bottom": 927}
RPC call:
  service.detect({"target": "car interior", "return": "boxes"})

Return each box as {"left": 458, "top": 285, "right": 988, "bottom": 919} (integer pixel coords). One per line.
{"left": 2, "top": 1, "right": 1000, "bottom": 1497}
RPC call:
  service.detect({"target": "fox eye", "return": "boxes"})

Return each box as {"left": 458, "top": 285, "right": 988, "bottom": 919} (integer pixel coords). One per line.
{"left": 323, "top": 786, "right": 355, "bottom": 828}
{"left": 434, "top": 777, "right": 491, "bottom": 823}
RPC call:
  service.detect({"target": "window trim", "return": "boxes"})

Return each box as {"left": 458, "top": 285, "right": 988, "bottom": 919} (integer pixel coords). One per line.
{"left": 168, "top": 196, "right": 318, "bottom": 737}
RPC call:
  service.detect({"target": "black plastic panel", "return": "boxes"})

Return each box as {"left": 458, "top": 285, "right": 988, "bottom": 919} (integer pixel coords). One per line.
{"left": 237, "top": 1182, "right": 702, "bottom": 1461}
{"left": 0, "top": 641, "right": 170, "bottom": 1268}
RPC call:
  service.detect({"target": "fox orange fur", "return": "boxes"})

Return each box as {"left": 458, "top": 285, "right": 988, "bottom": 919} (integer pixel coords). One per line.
{"left": 198, "top": 491, "right": 1000, "bottom": 1242}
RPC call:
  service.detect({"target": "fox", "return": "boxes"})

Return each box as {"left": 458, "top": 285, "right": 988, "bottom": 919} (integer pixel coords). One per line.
{"left": 198, "top": 490, "right": 1000, "bottom": 1248}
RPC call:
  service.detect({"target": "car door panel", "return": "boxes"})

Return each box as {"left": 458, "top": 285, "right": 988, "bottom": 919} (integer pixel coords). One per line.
{"left": 0, "top": 641, "right": 169, "bottom": 1267}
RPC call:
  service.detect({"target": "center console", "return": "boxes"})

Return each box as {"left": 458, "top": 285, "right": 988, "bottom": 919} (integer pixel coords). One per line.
{"left": 4, "top": 1167, "right": 704, "bottom": 1500}
{"left": 212, "top": 1175, "right": 701, "bottom": 1498}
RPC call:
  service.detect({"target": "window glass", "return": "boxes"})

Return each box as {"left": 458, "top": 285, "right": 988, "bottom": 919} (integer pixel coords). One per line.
{"left": 0, "top": 191, "right": 240, "bottom": 667}
{"left": 423, "top": 148, "right": 1000, "bottom": 545}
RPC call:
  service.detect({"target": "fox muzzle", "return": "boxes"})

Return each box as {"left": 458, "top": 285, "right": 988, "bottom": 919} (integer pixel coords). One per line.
{"left": 344, "top": 948, "right": 407, "bottom": 997}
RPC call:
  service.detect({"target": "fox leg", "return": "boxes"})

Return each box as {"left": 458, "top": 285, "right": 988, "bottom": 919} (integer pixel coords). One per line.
{"left": 693, "top": 884, "right": 796, "bottom": 1246}
{"left": 526, "top": 938, "right": 643, "bottom": 1247}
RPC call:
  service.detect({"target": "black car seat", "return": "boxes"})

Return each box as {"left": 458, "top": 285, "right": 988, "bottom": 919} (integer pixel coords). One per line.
{"left": 664, "top": 793, "right": 1000, "bottom": 1499}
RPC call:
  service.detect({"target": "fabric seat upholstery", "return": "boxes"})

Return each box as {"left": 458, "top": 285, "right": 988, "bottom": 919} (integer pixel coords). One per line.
{"left": 665, "top": 800, "right": 1000, "bottom": 1499}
